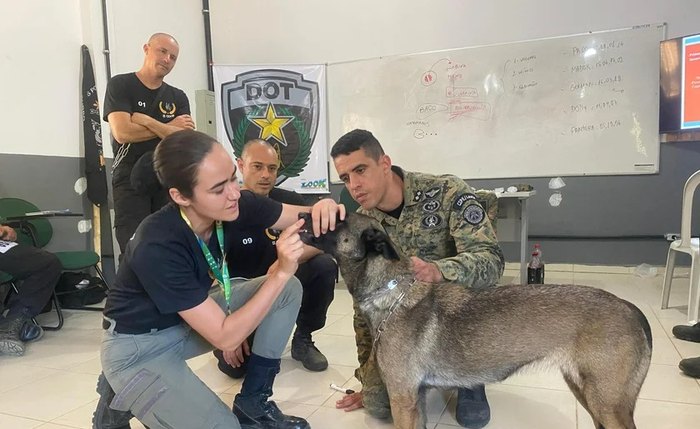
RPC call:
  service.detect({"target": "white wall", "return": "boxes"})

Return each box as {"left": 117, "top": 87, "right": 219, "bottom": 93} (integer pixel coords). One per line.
{"left": 0, "top": 0, "right": 208, "bottom": 159}
{"left": 0, "top": 0, "right": 698, "bottom": 267}
{"left": 209, "top": 0, "right": 700, "bottom": 64}
{"left": 0, "top": 0, "right": 83, "bottom": 157}
{"left": 2, "top": 0, "right": 699, "bottom": 159}
{"left": 106, "top": 0, "right": 208, "bottom": 154}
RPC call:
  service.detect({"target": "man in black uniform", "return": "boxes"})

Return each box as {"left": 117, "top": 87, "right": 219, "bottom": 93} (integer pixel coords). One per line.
{"left": 0, "top": 224, "right": 59, "bottom": 355}
{"left": 214, "top": 139, "right": 337, "bottom": 373}
{"left": 104, "top": 32, "right": 194, "bottom": 253}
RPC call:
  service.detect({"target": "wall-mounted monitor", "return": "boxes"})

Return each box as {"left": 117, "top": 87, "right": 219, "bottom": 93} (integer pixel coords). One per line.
{"left": 660, "top": 33, "right": 700, "bottom": 133}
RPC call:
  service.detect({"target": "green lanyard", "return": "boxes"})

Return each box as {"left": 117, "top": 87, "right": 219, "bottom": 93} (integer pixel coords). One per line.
{"left": 180, "top": 209, "right": 231, "bottom": 314}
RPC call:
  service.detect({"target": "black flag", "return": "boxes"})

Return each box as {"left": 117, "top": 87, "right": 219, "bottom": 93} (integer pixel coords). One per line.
{"left": 81, "top": 45, "right": 108, "bottom": 206}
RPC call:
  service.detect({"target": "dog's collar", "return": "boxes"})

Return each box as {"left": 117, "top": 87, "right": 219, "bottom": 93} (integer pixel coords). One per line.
{"left": 372, "top": 278, "right": 417, "bottom": 352}
{"left": 383, "top": 273, "right": 414, "bottom": 291}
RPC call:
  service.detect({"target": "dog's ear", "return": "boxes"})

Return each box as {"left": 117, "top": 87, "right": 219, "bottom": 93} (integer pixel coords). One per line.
{"left": 361, "top": 228, "right": 401, "bottom": 261}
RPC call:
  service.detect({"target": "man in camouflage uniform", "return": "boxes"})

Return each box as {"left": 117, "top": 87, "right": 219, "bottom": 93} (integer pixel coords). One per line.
{"left": 331, "top": 129, "right": 504, "bottom": 429}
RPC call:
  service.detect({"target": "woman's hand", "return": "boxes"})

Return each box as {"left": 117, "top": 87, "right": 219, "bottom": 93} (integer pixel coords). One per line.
{"left": 273, "top": 219, "right": 305, "bottom": 278}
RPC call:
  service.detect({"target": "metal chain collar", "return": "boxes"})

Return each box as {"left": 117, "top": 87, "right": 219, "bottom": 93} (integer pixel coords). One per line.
{"left": 371, "top": 278, "right": 417, "bottom": 352}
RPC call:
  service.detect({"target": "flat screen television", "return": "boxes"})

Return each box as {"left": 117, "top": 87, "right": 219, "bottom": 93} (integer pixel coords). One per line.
{"left": 659, "top": 33, "right": 700, "bottom": 133}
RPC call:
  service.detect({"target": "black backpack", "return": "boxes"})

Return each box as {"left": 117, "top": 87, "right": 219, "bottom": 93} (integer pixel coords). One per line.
{"left": 54, "top": 272, "right": 107, "bottom": 309}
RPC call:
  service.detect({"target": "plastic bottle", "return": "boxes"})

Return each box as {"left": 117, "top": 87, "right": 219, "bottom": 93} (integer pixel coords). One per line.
{"left": 534, "top": 243, "right": 545, "bottom": 281}
{"left": 534, "top": 243, "right": 542, "bottom": 259}
{"left": 527, "top": 245, "right": 545, "bottom": 284}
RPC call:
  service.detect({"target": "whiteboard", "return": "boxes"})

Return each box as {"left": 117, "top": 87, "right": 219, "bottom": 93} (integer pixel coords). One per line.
{"left": 327, "top": 24, "right": 665, "bottom": 180}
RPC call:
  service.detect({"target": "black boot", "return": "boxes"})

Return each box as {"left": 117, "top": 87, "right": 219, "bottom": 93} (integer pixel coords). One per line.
{"left": 672, "top": 323, "right": 700, "bottom": 343}
{"left": 5, "top": 306, "right": 44, "bottom": 342}
{"left": 233, "top": 354, "right": 310, "bottom": 429}
{"left": 455, "top": 385, "right": 491, "bottom": 429}
{"left": 19, "top": 319, "right": 43, "bottom": 343}
{"left": 291, "top": 329, "right": 328, "bottom": 372}
{"left": 0, "top": 315, "right": 25, "bottom": 356}
{"left": 680, "top": 356, "right": 700, "bottom": 378}
{"left": 92, "top": 372, "right": 133, "bottom": 429}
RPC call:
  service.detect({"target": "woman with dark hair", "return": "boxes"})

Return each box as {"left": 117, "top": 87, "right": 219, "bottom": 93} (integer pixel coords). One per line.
{"left": 92, "top": 130, "right": 343, "bottom": 429}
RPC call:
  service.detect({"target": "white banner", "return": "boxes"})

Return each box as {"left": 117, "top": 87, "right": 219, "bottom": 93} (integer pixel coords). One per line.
{"left": 214, "top": 65, "right": 329, "bottom": 193}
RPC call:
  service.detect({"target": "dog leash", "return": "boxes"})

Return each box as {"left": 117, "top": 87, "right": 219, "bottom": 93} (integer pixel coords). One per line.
{"left": 370, "top": 278, "right": 417, "bottom": 361}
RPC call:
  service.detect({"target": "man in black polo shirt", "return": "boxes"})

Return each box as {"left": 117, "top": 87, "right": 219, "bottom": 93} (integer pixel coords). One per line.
{"left": 214, "top": 139, "right": 336, "bottom": 373}
{"left": 104, "top": 32, "right": 194, "bottom": 253}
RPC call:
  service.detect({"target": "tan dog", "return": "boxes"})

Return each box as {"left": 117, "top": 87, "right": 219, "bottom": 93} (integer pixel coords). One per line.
{"left": 302, "top": 213, "right": 652, "bottom": 429}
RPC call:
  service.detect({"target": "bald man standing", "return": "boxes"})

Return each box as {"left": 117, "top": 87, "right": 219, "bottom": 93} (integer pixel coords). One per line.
{"left": 105, "top": 32, "right": 194, "bottom": 253}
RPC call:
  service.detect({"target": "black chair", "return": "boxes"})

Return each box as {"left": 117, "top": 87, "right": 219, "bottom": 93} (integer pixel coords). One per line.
{"left": 0, "top": 198, "right": 109, "bottom": 329}
{"left": 0, "top": 270, "right": 64, "bottom": 331}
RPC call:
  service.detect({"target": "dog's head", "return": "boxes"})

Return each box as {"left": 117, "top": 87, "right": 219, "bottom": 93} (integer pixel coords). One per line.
{"left": 301, "top": 212, "right": 404, "bottom": 298}
{"left": 300, "top": 212, "right": 401, "bottom": 263}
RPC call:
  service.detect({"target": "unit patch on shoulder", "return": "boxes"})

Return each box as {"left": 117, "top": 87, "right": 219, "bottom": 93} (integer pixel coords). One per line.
{"left": 462, "top": 204, "right": 485, "bottom": 225}
{"left": 265, "top": 228, "right": 281, "bottom": 242}
{"left": 420, "top": 213, "right": 443, "bottom": 228}
{"left": 422, "top": 200, "right": 441, "bottom": 212}
{"left": 424, "top": 186, "right": 442, "bottom": 199}
{"left": 453, "top": 193, "right": 477, "bottom": 210}
{"left": 412, "top": 190, "right": 424, "bottom": 202}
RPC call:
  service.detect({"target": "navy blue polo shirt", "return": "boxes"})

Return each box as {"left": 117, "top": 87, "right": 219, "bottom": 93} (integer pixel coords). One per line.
{"left": 228, "top": 187, "right": 306, "bottom": 278}
{"left": 103, "top": 191, "right": 282, "bottom": 333}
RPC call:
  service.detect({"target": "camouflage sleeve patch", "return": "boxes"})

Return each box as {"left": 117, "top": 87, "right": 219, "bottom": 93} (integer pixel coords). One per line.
{"left": 420, "top": 213, "right": 444, "bottom": 229}
{"left": 474, "top": 190, "right": 499, "bottom": 229}
{"left": 424, "top": 185, "right": 442, "bottom": 199}
{"left": 435, "top": 177, "right": 504, "bottom": 286}
{"left": 462, "top": 202, "right": 486, "bottom": 225}
{"left": 452, "top": 193, "right": 477, "bottom": 210}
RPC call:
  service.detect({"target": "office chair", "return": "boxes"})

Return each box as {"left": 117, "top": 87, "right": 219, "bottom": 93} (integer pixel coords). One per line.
{"left": 0, "top": 270, "right": 64, "bottom": 330}
{"left": 0, "top": 198, "right": 109, "bottom": 328}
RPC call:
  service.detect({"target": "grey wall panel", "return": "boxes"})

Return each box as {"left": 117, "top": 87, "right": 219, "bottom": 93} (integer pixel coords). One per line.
{"left": 0, "top": 153, "right": 112, "bottom": 254}
{"left": 326, "top": 140, "right": 700, "bottom": 266}
{"left": 470, "top": 141, "right": 700, "bottom": 237}
{"left": 5, "top": 140, "right": 700, "bottom": 268}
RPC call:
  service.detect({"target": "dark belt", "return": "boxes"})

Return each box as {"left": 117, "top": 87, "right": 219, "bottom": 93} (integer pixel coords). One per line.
{"left": 102, "top": 318, "right": 161, "bottom": 335}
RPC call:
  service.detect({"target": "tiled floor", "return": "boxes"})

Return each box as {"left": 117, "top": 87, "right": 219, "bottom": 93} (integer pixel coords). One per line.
{"left": 1, "top": 264, "right": 700, "bottom": 429}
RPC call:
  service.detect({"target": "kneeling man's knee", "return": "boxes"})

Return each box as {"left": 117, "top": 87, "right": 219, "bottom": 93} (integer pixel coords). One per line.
{"left": 280, "top": 276, "right": 302, "bottom": 307}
